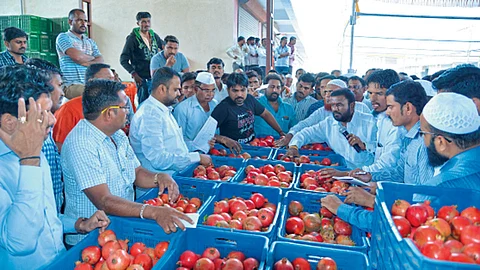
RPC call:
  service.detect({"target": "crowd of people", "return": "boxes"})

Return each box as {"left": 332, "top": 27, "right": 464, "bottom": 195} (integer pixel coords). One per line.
{"left": 1, "top": 7, "right": 480, "bottom": 270}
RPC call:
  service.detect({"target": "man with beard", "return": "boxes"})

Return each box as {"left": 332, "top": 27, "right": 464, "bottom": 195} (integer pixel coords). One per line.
{"left": 56, "top": 9, "right": 104, "bottom": 99}
{"left": 254, "top": 73, "right": 297, "bottom": 136}
{"left": 286, "top": 89, "right": 377, "bottom": 169}
{"left": 150, "top": 35, "right": 189, "bottom": 76}
{"left": 0, "top": 27, "right": 28, "bottom": 67}
{"left": 121, "top": 12, "right": 164, "bottom": 105}
{"left": 174, "top": 72, "right": 218, "bottom": 152}
{"left": 207, "top": 58, "right": 229, "bottom": 102}
{"left": 211, "top": 73, "right": 285, "bottom": 149}
{"left": 276, "top": 79, "right": 370, "bottom": 147}
{"left": 130, "top": 67, "right": 212, "bottom": 197}
{"left": 284, "top": 73, "right": 318, "bottom": 121}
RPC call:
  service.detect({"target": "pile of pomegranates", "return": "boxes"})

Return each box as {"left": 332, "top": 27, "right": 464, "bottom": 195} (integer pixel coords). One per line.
{"left": 239, "top": 164, "right": 293, "bottom": 188}
{"left": 277, "top": 154, "right": 336, "bottom": 167}
{"left": 143, "top": 193, "right": 202, "bottom": 214}
{"left": 272, "top": 256, "right": 337, "bottom": 270}
{"left": 192, "top": 164, "right": 237, "bottom": 181}
{"left": 176, "top": 248, "right": 259, "bottom": 270}
{"left": 209, "top": 148, "right": 269, "bottom": 160}
{"left": 283, "top": 200, "right": 356, "bottom": 246}
{"left": 73, "top": 230, "right": 169, "bottom": 270}
{"left": 249, "top": 136, "right": 276, "bottom": 147}
{"left": 300, "top": 143, "right": 332, "bottom": 152}
{"left": 298, "top": 170, "right": 349, "bottom": 194}
{"left": 390, "top": 200, "right": 480, "bottom": 264}
{"left": 203, "top": 193, "right": 277, "bottom": 232}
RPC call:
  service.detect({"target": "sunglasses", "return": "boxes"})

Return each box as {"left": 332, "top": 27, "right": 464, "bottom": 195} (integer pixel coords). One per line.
{"left": 101, "top": 105, "right": 130, "bottom": 114}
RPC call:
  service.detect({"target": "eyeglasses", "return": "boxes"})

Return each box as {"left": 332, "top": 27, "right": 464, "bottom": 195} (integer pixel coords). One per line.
{"left": 198, "top": 87, "right": 215, "bottom": 94}
{"left": 418, "top": 128, "right": 452, "bottom": 143}
{"left": 101, "top": 105, "right": 130, "bottom": 114}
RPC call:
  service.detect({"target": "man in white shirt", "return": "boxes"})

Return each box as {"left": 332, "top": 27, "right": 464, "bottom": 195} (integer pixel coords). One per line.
{"left": 348, "top": 76, "right": 372, "bottom": 110}
{"left": 173, "top": 72, "right": 218, "bottom": 152}
{"left": 286, "top": 89, "right": 377, "bottom": 169}
{"left": 245, "top": 36, "right": 258, "bottom": 71}
{"left": 226, "top": 36, "right": 249, "bottom": 71}
{"left": 258, "top": 38, "right": 267, "bottom": 77}
{"left": 130, "top": 67, "right": 212, "bottom": 193}
{"left": 207, "top": 57, "right": 229, "bottom": 103}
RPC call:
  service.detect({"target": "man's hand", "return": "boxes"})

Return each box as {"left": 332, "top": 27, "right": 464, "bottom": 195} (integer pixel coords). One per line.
{"left": 199, "top": 154, "right": 212, "bottom": 166}
{"left": 221, "top": 137, "right": 242, "bottom": 155}
{"left": 285, "top": 147, "right": 300, "bottom": 159}
{"left": 346, "top": 134, "right": 366, "bottom": 150}
{"left": 274, "top": 133, "right": 293, "bottom": 147}
{"left": 132, "top": 72, "right": 143, "bottom": 86}
{"left": 208, "top": 137, "right": 216, "bottom": 149}
{"left": 320, "top": 195, "right": 343, "bottom": 216}
{"left": 78, "top": 210, "right": 110, "bottom": 234}
{"left": 342, "top": 187, "right": 375, "bottom": 208}
{"left": 348, "top": 169, "right": 372, "bottom": 183}
{"left": 157, "top": 174, "right": 180, "bottom": 202}
{"left": 319, "top": 168, "right": 348, "bottom": 178}
{"left": 0, "top": 98, "right": 49, "bottom": 165}
{"left": 368, "top": 182, "right": 377, "bottom": 195}
{"left": 166, "top": 55, "right": 176, "bottom": 67}
{"left": 148, "top": 206, "right": 194, "bottom": 233}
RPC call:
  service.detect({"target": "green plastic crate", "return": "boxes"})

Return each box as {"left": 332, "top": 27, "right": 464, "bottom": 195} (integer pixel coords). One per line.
{"left": 51, "top": 17, "right": 69, "bottom": 34}
{"left": 40, "top": 34, "right": 50, "bottom": 52}
{"left": 38, "top": 17, "right": 52, "bottom": 33}
{"left": 28, "top": 34, "right": 40, "bottom": 52}
{"left": 17, "top": 15, "right": 42, "bottom": 34}
{"left": 26, "top": 51, "right": 41, "bottom": 59}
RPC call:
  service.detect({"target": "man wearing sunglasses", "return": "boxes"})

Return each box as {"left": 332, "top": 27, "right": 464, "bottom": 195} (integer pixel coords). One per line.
{"left": 348, "top": 76, "right": 372, "bottom": 110}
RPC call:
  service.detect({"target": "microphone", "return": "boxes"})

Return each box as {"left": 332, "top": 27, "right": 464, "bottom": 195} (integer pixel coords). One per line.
{"left": 339, "top": 126, "right": 361, "bottom": 153}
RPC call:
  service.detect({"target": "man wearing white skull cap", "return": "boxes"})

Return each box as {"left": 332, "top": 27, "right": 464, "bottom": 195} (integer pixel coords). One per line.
{"left": 420, "top": 92, "right": 480, "bottom": 190}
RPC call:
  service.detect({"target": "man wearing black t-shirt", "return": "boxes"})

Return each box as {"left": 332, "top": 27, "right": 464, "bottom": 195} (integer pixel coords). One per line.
{"left": 212, "top": 73, "right": 285, "bottom": 153}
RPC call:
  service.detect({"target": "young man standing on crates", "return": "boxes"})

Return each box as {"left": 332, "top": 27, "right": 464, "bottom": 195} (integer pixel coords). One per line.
{"left": 0, "top": 27, "right": 28, "bottom": 67}
{"left": 56, "top": 9, "right": 104, "bottom": 100}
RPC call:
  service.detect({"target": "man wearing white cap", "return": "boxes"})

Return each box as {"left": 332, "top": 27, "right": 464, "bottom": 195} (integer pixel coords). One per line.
{"left": 174, "top": 72, "right": 218, "bottom": 152}
{"left": 420, "top": 92, "right": 480, "bottom": 189}
{"left": 276, "top": 79, "right": 371, "bottom": 147}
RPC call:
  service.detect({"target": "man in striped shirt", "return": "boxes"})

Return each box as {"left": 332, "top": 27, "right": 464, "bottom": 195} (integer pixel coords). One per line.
{"left": 56, "top": 9, "right": 104, "bottom": 99}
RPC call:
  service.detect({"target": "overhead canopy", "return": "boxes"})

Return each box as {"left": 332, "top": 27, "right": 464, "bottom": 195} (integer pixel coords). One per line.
{"left": 372, "top": 0, "right": 480, "bottom": 7}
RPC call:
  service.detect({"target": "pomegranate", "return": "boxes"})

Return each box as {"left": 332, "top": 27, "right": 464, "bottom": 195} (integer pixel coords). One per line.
{"left": 227, "top": 251, "right": 246, "bottom": 262}
{"left": 425, "top": 218, "right": 451, "bottom": 238}
{"left": 190, "top": 197, "right": 202, "bottom": 208}
{"left": 461, "top": 206, "right": 480, "bottom": 224}
{"left": 320, "top": 207, "right": 333, "bottom": 219}
{"left": 244, "top": 200, "right": 256, "bottom": 210}
{"left": 102, "top": 240, "right": 122, "bottom": 260}
{"left": 316, "top": 257, "right": 337, "bottom": 270}
{"left": 185, "top": 204, "right": 198, "bottom": 213}
{"left": 243, "top": 216, "right": 263, "bottom": 231}
{"left": 98, "top": 230, "right": 117, "bottom": 247}
{"left": 205, "top": 214, "right": 226, "bottom": 226}
{"left": 214, "top": 258, "right": 225, "bottom": 270}
{"left": 448, "top": 253, "right": 475, "bottom": 264}
{"left": 413, "top": 226, "right": 441, "bottom": 247}
{"left": 129, "top": 242, "right": 146, "bottom": 257}
{"left": 303, "top": 214, "right": 322, "bottom": 233}
{"left": 333, "top": 220, "right": 352, "bottom": 236}
{"left": 202, "top": 247, "right": 220, "bottom": 261}
{"left": 391, "top": 200, "right": 411, "bottom": 217}
{"left": 74, "top": 261, "right": 93, "bottom": 270}
{"left": 462, "top": 243, "right": 480, "bottom": 263}
{"left": 420, "top": 240, "right": 451, "bottom": 260}
{"left": 443, "top": 239, "right": 463, "bottom": 253}
{"left": 133, "top": 254, "right": 153, "bottom": 270}
{"left": 152, "top": 241, "right": 168, "bottom": 259}
{"left": 248, "top": 209, "right": 259, "bottom": 217}
{"left": 264, "top": 202, "right": 277, "bottom": 212}
{"left": 437, "top": 205, "right": 459, "bottom": 223}
{"left": 82, "top": 246, "right": 101, "bottom": 265}
{"left": 194, "top": 258, "right": 214, "bottom": 270}
{"left": 309, "top": 232, "right": 324, "bottom": 242}
{"left": 243, "top": 257, "right": 259, "bottom": 270}
{"left": 220, "top": 213, "right": 232, "bottom": 223}
{"left": 288, "top": 201, "right": 304, "bottom": 216}
{"left": 422, "top": 200, "right": 435, "bottom": 220}
{"left": 274, "top": 258, "right": 294, "bottom": 270}
{"left": 106, "top": 249, "right": 131, "bottom": 270}
{"left": 405, "top": 204, "right": 429, "bottom": 227}
{"left": 177, "top": 250, "right": 198, "bottom": 269}
{"left": 393, "top": 216, "right": 412, "bottom": 238}
{"left": 336, "top": 235, "right": 355, "bottom": 246}
{"left": 291, "top": 258, "right": 310, "bottom": 270}
{"left": 286, "top": 217, "right": 305, "bottom": 235}
{"left": 232, "top": 211, "right": 248, "bottom": 222}
{"left": 142, "top": 248, "right": 155, "bottom": 260}
{"left": 460, "top": 225, "right": 480, "bottom": 245}
{"left": 229, "top": 219, "right": 243, "bottom": 230}
{"left": 255, "top": 174, "right": 269, "bottom": 186}
{"left": 230, "top": 200, "right": 248, "bottom": 214}
{"left": 222, "top": 258, "right": 244, "bottom": 270}
{"left": 126, "top": 264, "right": 145, "bottom": 270}
{"left": 258, "top": 208, "right": 275, "bottom": 227}
{"left": 451, "top": 216, "right": 472, "bottom": 239}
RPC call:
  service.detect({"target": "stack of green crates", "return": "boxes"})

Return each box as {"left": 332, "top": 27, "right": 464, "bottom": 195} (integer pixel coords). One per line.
{"left": 0, "top": 15, "right": 68, "bottom": 67}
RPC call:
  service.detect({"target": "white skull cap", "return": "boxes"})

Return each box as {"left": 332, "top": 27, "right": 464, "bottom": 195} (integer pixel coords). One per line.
{"left": 327, "top": 79, "right": 347, "bottom": 89}
{"left": 423, "top": 92, "right": 480, "bottom": 134}
{"left": 196, "top": 72, "right": 215, "bottom": 85}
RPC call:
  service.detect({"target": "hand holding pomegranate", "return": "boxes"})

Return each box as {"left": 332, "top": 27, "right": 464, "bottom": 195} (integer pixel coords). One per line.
{"left": 144, "top": 206, "right": 194, "bottom": 233}
{"left": 199, "top": 154, "right": 213, "bottom": 167}
{"left": 275, "top": 133, "right": 293, "bottom": 147}
{"left": 319, "top": 168, "right": 348, "bottom": 179}
{"left": 342, "top": 187, "right": 375, "bottom": 208}
{"left": 155, "top": 174, "right": 180, "bottom": 202}
{"left": 285, "top": 147, "right": 299, "bottom": 159}
{"left": 219, "top": 136, "right": 242, "bottom": 155}
{"left": 320, "top": 195, "right": 343, "bottom": 216}
{"left": 77, "top": 210, "right": 110, "bottom": 234}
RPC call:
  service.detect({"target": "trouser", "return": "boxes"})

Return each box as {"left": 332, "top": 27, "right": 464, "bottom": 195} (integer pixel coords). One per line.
{"left": 137, "top": 78, "right": 152, "bottom": 105}
{"left": 258, "top": 66, "right": 266, "bottom": 80}
{"left": 289, "top": 65, "right": 293, "bottom": 75}
{"left": 276, "top": 66, "right": 290, "bottom": 75}
{"left": 232, "top": 62, "right": 244, "bottom": 72}
{"left": 64, "top": 84, "right": 85, "bottom": 100}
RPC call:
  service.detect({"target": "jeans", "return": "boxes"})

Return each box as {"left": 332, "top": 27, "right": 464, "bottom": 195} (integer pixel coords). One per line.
{"left": 232, "top": 62, "right": 244, "bottom": 72}
{"left": 137, "top": 78, "right": 152, "bottom": 105}
{"left": 276, "top": 66, "right": 289, "bottom": 75}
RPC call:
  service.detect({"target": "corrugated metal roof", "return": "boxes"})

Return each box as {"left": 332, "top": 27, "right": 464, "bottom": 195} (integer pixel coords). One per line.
{"left": 372, "top": 0, "right": 480, "bottom": 7}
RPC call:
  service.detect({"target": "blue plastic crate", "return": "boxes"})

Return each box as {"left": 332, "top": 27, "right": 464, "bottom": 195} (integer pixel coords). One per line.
{"left": 199, "top": 182, "right": 282, "bottom": 238}
{"left": 211, "top": 143, "right": 274, "bottom": 160}
{"left": 293, "top": 163, "right": 351, "bottom": 194}
{"left": 371, "top": 182, "right": 480, "bottom": 270}
{"left": 154, "top": 227, "right": 269, "bottom": 269}
{"left": 174, "top": 156, "right": 245, "bottom": 182}
{"left": 274, "top": 148, "right": 332, "bottom": 159}
{"left": 274, "top": 150, "right": 347, "bottom": 168}
{"left": 47, "top": 216, "right": 182, "bottom": 270}
{"left": 232, "top": 159, "right": 297, "bottom": 191}
{"left": 136, "top": 177, "right": 219, "bottom": 218}
{"left": 277, "top": 191, "right": 369, "bottom": 253}
{"left": 266, "top": 241, "right": 370, "bottom": 270}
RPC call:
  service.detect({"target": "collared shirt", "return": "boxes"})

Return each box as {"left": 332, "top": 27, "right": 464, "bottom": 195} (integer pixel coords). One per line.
{"left": 42, "top": 131, "right": 63, "bottom": 213}
{"left": 173, "top": 95, "right": 218, "bottom": 152}
{"left": 226, "top": 44, "right": 249, "bottom": 65}
{"left": 362, "top": 98, "right": 373, "bottom": 110}
{"left": 289, "top": 101, "right": 371, "bottom": 135}
{"left": 371, "top": 121, "right": 434, "bottom": 184}
{"left": 258, "top": 46, "right": 266, "bottom": 67}
{"left": 246, "top": 44, "right": 258, "bottom": 66}
{"left": 290, "top": 112, "right": 377, "bottom": 169}
{"left": 214, "top": 82, "right": 229, "bottom": 103}
{"left": 0, "top": 140, "right": 76, "bottom": 269}
{"left": 254, "top": 95, "right": 297, "bottom": 136}
{"left": 306, "top": 100, "right": 324, "bottom": 118}
{"left": 362, "top": 111, "right": 404, "bottom": 172}
{"left": 284, "top": 94, "right": 318, "bottom": 121}
{"left": 150, "top": 51, "right": 189, "bottom": 74}
{"left": 56, "top": 31, "right": 102, "bottom": 85}
{"left": 275, "top": 45, "right": 290, "bottom": 67}
{"left": 61, "top": 120, "right": 140, "bottom": 245}
{"left": 288, "top": 44, "right": 295, "bottom": 66}
{"left": 0, "top": 50, "right": 28, "bottom": 67}
{"left": 130, "top": 96, "right": 200, "bottom": 180}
